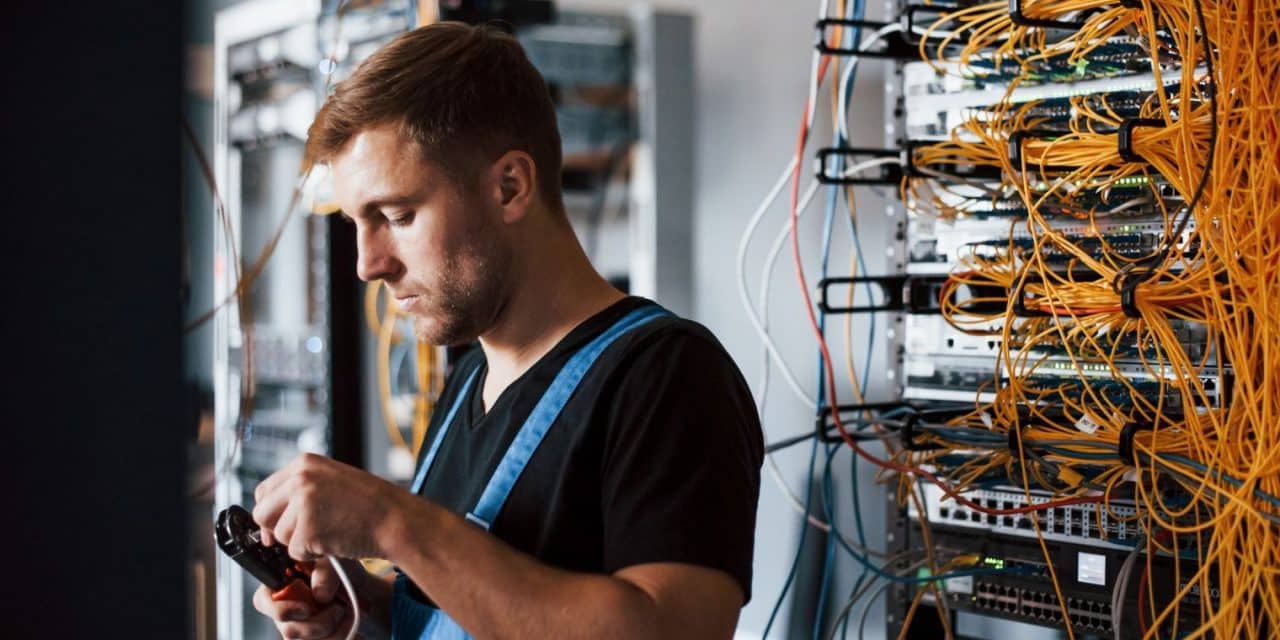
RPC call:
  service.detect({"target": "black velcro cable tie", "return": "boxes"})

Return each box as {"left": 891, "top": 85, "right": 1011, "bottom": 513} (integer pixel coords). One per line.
{"left": 1007, "top": 425, "right": 1024, "bottom": 458}
{"left": 1008, "top": 130, "right": 1028, "bottom": 166}
{"left": 1008, "top": 0, "right": 1089, "bottom": 28}
{"left": 1117, "top": 268, "right": 1149, "bottom": 318}
{"left": 1120, "top": 280, "right": 1142, "bottom": 318}
{"left": 1118, "top": 118, "right": 1166, "bottom": 164}
{"left": 901, "top": 412, "right": 941, "bottom": 451}
{"left": 1117, "top": 421, "right": 1154, "bottom": 464}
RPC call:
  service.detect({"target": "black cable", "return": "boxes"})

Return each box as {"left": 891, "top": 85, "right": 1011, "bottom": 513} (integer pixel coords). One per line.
{"left": 764, "top": 417, "right": 910, "bottom": 454}
{"left": 1115, "top": 0, "right": 1217, "bottom": 298}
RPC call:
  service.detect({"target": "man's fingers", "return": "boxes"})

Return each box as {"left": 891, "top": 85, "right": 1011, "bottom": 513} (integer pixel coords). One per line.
{"left": 273, "top": 505, "right": 299, "bottom": 550}
{"left": 252, "top": 584, "right": 315, "bottom": 623}
{"left": 252, "top": 585, "right": 273, "bottom": 614}
{"left": 253, "top": 461, "right": 293, "bottom": 507}
{"left": 275, "top": 603, "right": 347, "bottom": 639}
{"left": 252, "top": 477, "right": 295, "bottom": 535}
{"left": 288, "top": 519, "right": 318, "bottom": 561}
{"left": 310, "top": 557, "right": 339, "bottom": 603}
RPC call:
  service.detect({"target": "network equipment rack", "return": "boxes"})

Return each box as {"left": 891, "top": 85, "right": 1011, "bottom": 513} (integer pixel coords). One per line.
{"left": 210, "top": 2, "right": 410, "bottom": 638}
{"left": 861, "top": 0, "right": 1263, "bottom": 636}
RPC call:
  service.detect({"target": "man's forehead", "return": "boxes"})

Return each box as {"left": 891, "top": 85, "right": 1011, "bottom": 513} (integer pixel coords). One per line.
{"left": 332, "top": 125, "right": 419, "bottom": 174}
{"left": 329, "top": 126, "right": 439, "bottom": 206}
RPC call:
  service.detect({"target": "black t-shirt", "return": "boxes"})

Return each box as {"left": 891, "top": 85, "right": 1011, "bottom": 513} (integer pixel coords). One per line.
{"left": 408, "top": 296, "right": 764, "bottom": 603}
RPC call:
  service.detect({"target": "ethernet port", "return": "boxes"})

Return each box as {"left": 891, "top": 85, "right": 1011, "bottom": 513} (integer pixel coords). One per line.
{"left": 1017, "top": 517, "right": 1032, "bottom": 529}
{"left": 1002, "top": 516, "right": 1014, "bottom": 527}
{"left": 1022, "top": 605, "right": 1032, "bottom": 616}
{"left": 939, "top": 507, "right": 950, "bottom": 519}
{"left": 970, "top": 511, "right": 982, "bottom": 522}
{"left": 987, "top": 514, "right": 996, "bottom": 524}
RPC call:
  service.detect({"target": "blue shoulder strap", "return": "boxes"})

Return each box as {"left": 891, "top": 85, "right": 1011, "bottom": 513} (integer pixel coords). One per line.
{"left": 465, "top": 304, "right": 669, "bottom": 530}
{"left": 410, "top": 367, "right": 482, "bottom": 495}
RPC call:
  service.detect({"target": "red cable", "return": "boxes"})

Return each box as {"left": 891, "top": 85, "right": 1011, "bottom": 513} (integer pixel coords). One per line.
{"left": 786, "top": 55, "right": 1104, "bottom": 518}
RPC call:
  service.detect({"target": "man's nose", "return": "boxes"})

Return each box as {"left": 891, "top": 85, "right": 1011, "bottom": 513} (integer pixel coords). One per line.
{"left": 355, "top": 229, "right": 403, "bottom": 283}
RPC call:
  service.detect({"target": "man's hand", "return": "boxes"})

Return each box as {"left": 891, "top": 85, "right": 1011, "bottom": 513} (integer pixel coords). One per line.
{"left": 253, "top": 453, "right": 408, "bottom": 561}
{"left": 252, "top": 556, "right": 364, "bottom": 640}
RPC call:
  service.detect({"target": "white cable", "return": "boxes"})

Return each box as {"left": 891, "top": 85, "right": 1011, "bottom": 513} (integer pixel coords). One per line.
{"left": 736, "top": 157, "right": 817, "bottom": 410}
{"left": 757, "top": 156, "right": 899, "bottom": 416}
{"left": 911, "top": 25, "right": 957, "bottom": 38}
{"left": 837, "top": 24, "right": 904, "bottom": 143}
{"left": 734, "top": 24, "right": 908, "bottom": 419}
{"left": 740, "top": 0, "right": 904, "bottom": 558}
{"left": 757, "top": 164, "right": 900, "bottom": 556}
{"left": 328, "top": 555, "right": 361, "bottom": 640}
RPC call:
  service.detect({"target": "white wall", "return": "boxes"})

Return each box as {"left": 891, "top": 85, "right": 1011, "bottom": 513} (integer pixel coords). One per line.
{"left": 564, "top": 2, "right": 900, "bottom": 637}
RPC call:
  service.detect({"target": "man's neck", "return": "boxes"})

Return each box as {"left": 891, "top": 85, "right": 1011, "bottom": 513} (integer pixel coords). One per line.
{"left": 476, "top": 220, "right": 624, "bottom": 404}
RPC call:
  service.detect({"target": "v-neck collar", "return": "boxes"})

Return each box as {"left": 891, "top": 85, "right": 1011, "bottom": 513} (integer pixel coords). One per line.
{"left": 463, "top": 296, "right": 653, "bottom": 429}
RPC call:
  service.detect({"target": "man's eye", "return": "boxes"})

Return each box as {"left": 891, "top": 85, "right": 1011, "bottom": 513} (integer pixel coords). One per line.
{"left": 387, "top": 212, "right": 414, "bottom": 227}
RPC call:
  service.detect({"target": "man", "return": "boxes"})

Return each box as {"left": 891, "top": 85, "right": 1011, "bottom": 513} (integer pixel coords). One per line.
{"left": 250, "top": 22, "right": 763, "bottom": 640}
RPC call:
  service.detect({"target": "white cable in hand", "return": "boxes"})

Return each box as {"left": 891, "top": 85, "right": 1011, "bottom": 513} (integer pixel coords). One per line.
{"left": 328, "top": 555, "right": 361, "bottom": 640}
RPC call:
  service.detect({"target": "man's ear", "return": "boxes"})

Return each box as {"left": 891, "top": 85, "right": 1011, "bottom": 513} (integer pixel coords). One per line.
{"left": 491, "top": 150, "right": 537, "bottom": 224}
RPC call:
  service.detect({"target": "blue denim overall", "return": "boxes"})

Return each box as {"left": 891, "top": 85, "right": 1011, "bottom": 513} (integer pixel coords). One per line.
{"left": 390, "top": 305, "right": 670, "bottom": 639}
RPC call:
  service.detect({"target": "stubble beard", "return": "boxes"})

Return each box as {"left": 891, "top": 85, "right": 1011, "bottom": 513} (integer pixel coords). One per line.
{"left": 410, "top": 224, "right": 510, "bottom": 346}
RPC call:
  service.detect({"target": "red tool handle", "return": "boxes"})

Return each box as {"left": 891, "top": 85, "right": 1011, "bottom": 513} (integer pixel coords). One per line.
{"left": 270, "top": 577, "right": 320, "bottom": 609}
{"left": 270, "top": 560, "right": 318, "bottom": 609}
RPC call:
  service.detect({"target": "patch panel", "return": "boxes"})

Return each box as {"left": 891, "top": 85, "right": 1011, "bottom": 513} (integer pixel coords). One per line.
{"left": 906, "top": 214, "right": 1195, "bottom": 273}
{"left": 895, "top": 529, "right": 1213, "bottom": 636}
{"left": 903, "top": 314, "right": 1209, "bottom": 362}
{"left": 909, "top": 484, "right": 1143, "bottom": 549}
{"left": 968, "top": 580, "right": 1114, "bottom": 632}
{"left": 903, "top": 63, "right": 1190, "bottom": 141}
{"left": 902, "top": 353, "right": 1229, "bottom": 409}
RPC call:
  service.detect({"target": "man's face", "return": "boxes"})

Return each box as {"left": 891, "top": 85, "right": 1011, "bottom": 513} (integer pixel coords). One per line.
{"left": 330, "top": 124, "right": 511, "bottom": 345}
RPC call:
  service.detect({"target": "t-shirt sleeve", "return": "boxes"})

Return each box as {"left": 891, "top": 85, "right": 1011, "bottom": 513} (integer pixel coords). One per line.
{"left": 598, "top": 326, "right": 764, "bottom": 603}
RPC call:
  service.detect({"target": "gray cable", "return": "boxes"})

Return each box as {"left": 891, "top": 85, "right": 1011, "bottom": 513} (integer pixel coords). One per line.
{"left": 858, "top": 581, "right": 894, "bottom": 640}
{"left": 1112, "top": 545, "right": 1141, "bottom": 640}
{"left": 825, "top": 553, "right": 925, "bottom": 640}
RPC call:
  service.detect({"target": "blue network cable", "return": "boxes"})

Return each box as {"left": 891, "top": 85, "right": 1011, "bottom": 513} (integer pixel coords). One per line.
{"left": 810, "top": 107, "right": 844, "bottom": 640}
{"left": 763, "top": 435, "right": 823, "bottom": 638}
